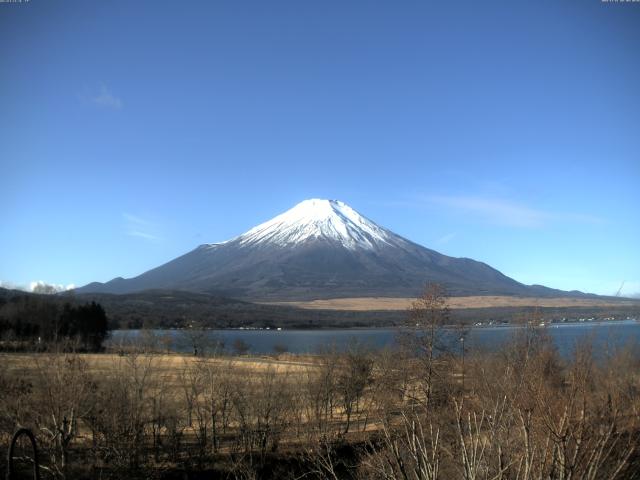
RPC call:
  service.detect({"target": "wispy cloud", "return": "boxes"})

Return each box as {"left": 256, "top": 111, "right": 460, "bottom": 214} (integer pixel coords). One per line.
{"left": 123, "top": 213, "right": 153, "bottom": 227}
{"left": 435, "top": 232, "right": 456, "bottom": 245}
{"left": 128, "top": 230, "right": 161, "bottom": 241}
{"left": 429, "top": 195, "right": 547, "bottom": 228}
{"left": 80, "top": 84, "right": 123, "bottom": 109}
{"left": 123, "top": 213, "right": 162, "bottom": 241}
{"left": 417, "top": 194, "right": 604, "bottom": 229}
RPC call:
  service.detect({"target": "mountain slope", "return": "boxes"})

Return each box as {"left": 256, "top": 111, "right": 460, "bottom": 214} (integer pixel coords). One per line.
{"left": 78, "top": 199, "right": 579, "bottom": 300}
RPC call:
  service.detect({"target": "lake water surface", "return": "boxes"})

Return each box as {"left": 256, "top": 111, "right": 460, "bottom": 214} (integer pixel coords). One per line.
{"left": 109, "top": 320, "right": 640, "bottom": 358}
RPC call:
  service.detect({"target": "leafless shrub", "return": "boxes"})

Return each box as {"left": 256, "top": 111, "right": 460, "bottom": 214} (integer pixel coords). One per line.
{"left": 360, "top": 409, "right": 441, "bottom": 480}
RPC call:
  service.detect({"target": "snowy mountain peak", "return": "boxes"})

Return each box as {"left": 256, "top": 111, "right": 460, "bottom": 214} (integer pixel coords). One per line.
{"left": 79, "top": 198, "right": 555, "bottom": 299}
{"left": 230, "top": 198, "right": 401, "bottom": 250}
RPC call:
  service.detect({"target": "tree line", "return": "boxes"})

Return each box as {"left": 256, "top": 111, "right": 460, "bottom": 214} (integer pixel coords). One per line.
{"left": 0, "top": 294, "right": 108, "bottom": 351}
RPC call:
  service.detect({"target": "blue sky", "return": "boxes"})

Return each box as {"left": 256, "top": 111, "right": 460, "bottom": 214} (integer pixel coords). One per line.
{"left": 1, "top": 0, "right": 638, "bottom": 297}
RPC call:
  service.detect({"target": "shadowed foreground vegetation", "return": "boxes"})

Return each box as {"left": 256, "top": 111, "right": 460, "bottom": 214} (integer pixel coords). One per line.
{"left": 1, "top": 326, "right": 639, "bottom": 479}
{"left": 1, "top": 285, "right": 639, "bottom": 479}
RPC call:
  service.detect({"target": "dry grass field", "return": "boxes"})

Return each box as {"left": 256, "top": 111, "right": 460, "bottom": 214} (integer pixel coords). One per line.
{"left": 1, "top": 335, "right": 639, "bottom": 480}
{"left": 0, "top": 351, "right": 316, "bottom": 378}
{"left": 265, "top": 295, "right": 640, "bottom": 311}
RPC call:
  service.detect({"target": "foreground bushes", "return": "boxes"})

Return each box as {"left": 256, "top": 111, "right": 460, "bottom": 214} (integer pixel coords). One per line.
{"left": 0, "top": 328, "right": 639, "bottom": 479}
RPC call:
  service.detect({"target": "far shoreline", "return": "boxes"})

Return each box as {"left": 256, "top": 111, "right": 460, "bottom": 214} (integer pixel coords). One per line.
{"left": 110, "top": 317, "right": 639, "bottom": 333}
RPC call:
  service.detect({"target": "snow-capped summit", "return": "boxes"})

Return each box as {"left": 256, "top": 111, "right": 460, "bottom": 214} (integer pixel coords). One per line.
{"left": 233, "top": 199, "right": 399, "bottom": 250}
{"left": 78, "top": 198, "right": 557, "bottom": 300}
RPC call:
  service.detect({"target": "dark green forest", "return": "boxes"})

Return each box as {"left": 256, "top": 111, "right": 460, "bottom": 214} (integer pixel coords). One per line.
{"left": 0, "top": 293, "right": 108, "bottom": 351}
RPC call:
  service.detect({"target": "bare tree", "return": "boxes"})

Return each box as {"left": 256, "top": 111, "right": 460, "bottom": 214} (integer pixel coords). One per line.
{"left": 336, "top": 342, "right": 373, "bottom": 434}
{"left": 33, "top": 352, "right": 94, "bottom": 474}
{"left": 361, "top": 409, "right": 441, "bottom": 480}
{"left": 303, "top": 349, "right": 339, "bottom": 440}
{"left": 403, "top": 283, "right": 450, "bottom": 408}
{"left": 207, "top": 359, "right": 235, "bottom": 453}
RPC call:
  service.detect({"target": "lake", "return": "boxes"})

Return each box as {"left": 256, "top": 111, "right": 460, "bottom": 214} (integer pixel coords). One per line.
{"left": 108, "top": 319, "right": 640, "bottom": 358}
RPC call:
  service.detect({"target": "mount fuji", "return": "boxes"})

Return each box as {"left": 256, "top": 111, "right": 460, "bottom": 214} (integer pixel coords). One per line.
{"left": 78, "top": 199, "right": 574, "bottom": 300}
